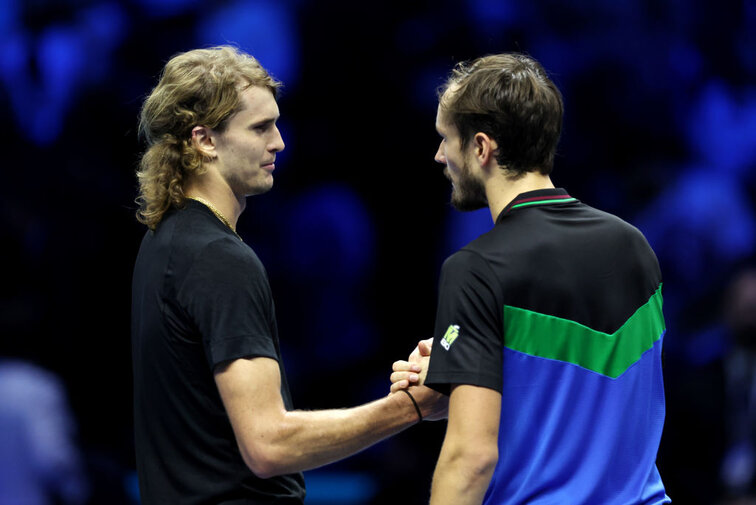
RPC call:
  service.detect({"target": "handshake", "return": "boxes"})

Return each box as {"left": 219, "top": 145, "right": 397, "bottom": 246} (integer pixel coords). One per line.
{"left": 389, "top": 338, "right": 448, "bottom": 421}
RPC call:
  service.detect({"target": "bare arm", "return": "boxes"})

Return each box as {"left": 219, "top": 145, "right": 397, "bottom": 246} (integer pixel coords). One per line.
{"left": 429, "top": 384, "right": 501, "bottom": 505}
{"left": 215, "top": 356, "right": 445, "bottom": 478}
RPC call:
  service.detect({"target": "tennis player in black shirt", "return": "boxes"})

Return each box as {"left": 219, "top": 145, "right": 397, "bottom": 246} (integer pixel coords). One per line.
{"left": 131, "top": 46, "right": 446, "bottom": 505}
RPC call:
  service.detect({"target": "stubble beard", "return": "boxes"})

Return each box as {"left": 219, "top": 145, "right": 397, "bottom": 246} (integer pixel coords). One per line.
{"left": 448, "top": 161, "right": 488, "bottom": 212}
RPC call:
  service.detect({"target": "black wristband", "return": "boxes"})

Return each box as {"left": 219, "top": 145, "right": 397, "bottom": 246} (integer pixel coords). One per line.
{"left": 401, "top": 389, "right": 423, "bottom": 423}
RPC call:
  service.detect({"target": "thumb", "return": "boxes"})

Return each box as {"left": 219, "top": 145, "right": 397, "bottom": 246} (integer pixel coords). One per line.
{"left": 418, "top": 338, "right": 433, "bottom": 356}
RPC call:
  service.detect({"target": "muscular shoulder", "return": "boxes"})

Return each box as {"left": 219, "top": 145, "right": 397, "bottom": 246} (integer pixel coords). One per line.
{"left": 169, "top": 208, "right": 264, "bottom": 272}
{"left": 579, "top": 203, "right": 649, "bottom": 239}
{"left": 572, "top": 203, "right": 660, "bottom": 270}
{"left": 148, "top": 207, "right": 270, "bottom": 303}
{"left": 438, "top": 249, "right": 503, "bottom": 311}
{"left": 440, "top": 249, "right": 495, "bottom": 284}
{"left": 190, "top": 236, "right": 263, "bottom": 274}
{"left": 176, "top": 239, "right": 270, "bottom": 310}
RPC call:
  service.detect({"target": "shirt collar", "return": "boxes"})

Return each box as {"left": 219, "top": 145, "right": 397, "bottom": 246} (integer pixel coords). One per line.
{"left": 496, "top": 188, "right": 577, "bottom": 223}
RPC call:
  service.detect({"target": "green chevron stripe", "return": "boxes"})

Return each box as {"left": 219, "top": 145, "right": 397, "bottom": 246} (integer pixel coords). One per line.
{"left": 503, "top": 285, "right": 664, "bottom": 378}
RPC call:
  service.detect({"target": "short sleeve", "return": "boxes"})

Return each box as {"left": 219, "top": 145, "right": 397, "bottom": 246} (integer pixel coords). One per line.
{"left": 425, "top": 250, "right": 503, "bottom": 395}
{"left": 177, "top": 238, "right": 279, "bottom": 369}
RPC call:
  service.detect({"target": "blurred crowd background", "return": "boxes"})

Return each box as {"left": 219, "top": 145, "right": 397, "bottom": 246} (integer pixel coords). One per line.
{"left": 1, "top": 0, "right": 755, "bottom": 504}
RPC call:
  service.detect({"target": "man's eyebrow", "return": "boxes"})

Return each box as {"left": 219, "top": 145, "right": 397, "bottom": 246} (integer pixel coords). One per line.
{"left": 250, "top": 117, "right": 278, "bottom": 128}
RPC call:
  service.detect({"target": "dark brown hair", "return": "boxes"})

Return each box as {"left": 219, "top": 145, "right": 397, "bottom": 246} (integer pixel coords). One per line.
{"left": 439, "top": 53, "right": 563, "bottom": 176}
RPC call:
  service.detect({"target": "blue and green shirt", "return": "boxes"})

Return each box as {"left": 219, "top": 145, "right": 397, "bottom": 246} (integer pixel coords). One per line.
{"left": 426, "top": 188, "right": 670, "bottom": 505}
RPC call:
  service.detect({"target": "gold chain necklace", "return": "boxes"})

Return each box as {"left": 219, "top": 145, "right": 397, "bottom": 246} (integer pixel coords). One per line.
{"left": 186, "top": 196, "right": 242, "bottom": 241}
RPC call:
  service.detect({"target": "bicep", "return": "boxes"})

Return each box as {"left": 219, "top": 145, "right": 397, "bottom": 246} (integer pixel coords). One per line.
{"left": 431, "top": 384, "right": 501, "bottom": 503}
{"left": 445, "top": 384, "right": 501, "bottom": 455}
{"left": 180, "top": 241, "right": 278, "bottom": 367}
{"left": 214, "top": 357, "right": 286, "bottom": 466}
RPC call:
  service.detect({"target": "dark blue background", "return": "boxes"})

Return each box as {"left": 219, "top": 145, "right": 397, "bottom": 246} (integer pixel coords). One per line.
{"left": 1, "top": 0, "right": 755, "bottom": 503}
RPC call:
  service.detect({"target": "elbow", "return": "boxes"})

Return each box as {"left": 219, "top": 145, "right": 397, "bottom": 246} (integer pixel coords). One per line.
{"left": 444, "top": 446, "right": 499, "bottom": 484}
{"left": 246, "top": 459, "right": 278, "bottom": 480}
{"left": 239, "top": 442, "right": 285, "bottom": 479}
{"left": 465, "top": 448, "right": 498, "bottom": 480}
{"left": 235, "top": 412, "right": 298, "bottom": 479}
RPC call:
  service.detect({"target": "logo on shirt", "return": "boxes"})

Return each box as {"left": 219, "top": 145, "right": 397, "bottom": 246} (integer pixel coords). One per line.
{"left": 440, "top": 325, "right": 460, "bottom": 350}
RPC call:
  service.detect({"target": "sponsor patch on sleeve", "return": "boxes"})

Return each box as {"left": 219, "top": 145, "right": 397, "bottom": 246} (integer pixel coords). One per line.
{"left": 440, "top": 324, "right": 460, "bottom": 350}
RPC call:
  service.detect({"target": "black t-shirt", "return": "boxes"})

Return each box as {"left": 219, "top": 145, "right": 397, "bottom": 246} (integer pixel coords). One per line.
{"left": 131, "top": 200, "right": 305, "bottom": 505}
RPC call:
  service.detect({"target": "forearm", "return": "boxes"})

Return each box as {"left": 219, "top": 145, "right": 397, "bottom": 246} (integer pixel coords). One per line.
{"left": 246, "top": 392, "right": 418, "bottom": 477}
{"left": 429, "top": 447, "right": 497, "bottom": 505}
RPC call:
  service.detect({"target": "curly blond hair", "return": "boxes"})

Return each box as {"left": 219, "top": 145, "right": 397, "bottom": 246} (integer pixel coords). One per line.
{"left": 136, "top": 46, "right": 281, "bottom": 229}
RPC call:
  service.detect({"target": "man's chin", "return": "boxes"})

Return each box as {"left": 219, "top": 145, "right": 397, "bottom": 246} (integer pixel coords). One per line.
{"left": 245, "top": 180, "right": 274, "bottom": 197}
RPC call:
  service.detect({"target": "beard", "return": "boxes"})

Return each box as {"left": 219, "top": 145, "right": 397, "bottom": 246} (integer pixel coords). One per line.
{"left": 447, "top": 161, "right": 487, "bottom": 211}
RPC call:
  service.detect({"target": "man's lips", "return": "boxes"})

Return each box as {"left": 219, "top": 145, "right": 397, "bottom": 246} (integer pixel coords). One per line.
{"left": 261, "top": 162, "right": 275, "bottom": 171}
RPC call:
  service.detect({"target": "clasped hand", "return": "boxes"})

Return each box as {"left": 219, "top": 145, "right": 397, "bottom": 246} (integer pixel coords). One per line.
{"left": 389, "top": 338, "right": 448, "bottom": 421}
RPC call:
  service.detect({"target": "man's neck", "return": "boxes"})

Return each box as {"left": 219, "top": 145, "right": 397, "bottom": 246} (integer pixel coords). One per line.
{"left": 184, "top": 177, "right": 245, "bottom": 230}
{"left": 485, "top": 170, "right": 555, "bottom": 223}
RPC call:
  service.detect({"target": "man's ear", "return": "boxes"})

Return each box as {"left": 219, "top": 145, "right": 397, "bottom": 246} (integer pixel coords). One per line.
{"left": 191, "top": 126, "right": 217, "bottom": 159}
{"left": 472, "top": 132, "right": 498, "bottom": 169}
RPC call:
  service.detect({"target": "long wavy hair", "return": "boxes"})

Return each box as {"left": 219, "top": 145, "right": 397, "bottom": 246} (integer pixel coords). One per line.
{"left": 136, "top": 46, "right": 281, "bottom": 229}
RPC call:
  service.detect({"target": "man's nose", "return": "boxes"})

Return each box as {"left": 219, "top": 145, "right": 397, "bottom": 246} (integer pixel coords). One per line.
{"left": 434, "top": 143, "right": 446, "bottom": 164}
